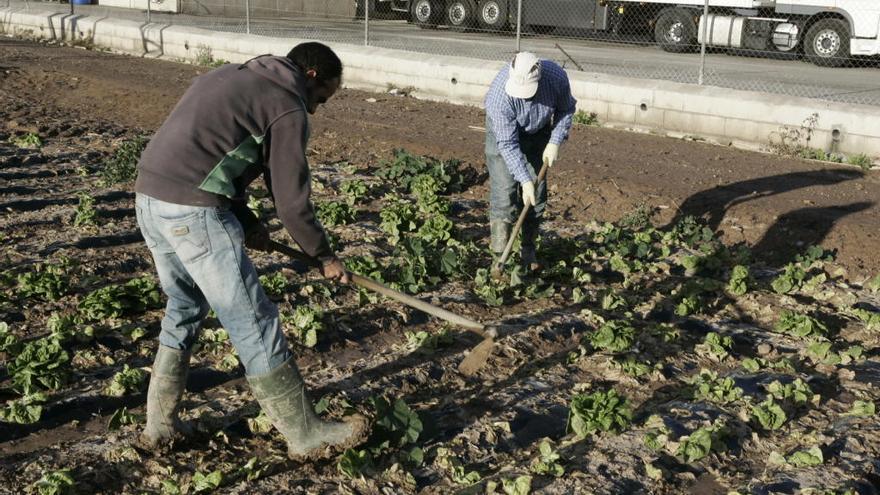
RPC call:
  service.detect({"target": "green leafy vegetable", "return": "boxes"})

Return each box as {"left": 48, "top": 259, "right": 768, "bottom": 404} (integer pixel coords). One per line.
{"left": 568, "top": 389, "right": 632, "bottom": 438}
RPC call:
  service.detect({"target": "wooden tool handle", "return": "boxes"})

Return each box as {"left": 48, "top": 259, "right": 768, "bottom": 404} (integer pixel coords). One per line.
{"left": 269, "top": 240, "right": 495, "bottom": 338}
{"left": 494, "top": 159, "right": 550, "bottom": 270}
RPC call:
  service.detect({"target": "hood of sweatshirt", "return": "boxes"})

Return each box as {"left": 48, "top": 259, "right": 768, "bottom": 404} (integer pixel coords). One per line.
{"left": 243, "top": 55, "right": 308, "bottom": 101}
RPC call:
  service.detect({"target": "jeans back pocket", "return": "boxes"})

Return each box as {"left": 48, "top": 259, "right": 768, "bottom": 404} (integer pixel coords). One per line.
{"left": 158, "top": 209, "right": 212, "bottom": 263}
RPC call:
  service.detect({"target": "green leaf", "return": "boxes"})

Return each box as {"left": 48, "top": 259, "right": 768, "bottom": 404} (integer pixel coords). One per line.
{"left": 450, "top": 464, "right": 481, "bottom": 485}
{"left": 191, "top": 470, "right": 222, "bottom": 492}
{"left": 774, "top": 310, "right": 828, "bottom": 339}
{"left": 315, "top": 200, "right": 357, "bottom": 227}
{"left": 104, "top": 365, "right": 147, "bottom": 397}
{"left": 568, "top": 389, "right": 631, "bottom": 438}
{"left": 691, "top": 369, "right": 743, "bottom": 404}
{"left": 9, "top": 337, "right": 69, "bottom": 394}
{"left": 405, "top": 446, "right": 424, "bottom": 466}
{"left": 247, "top": 411, "right": 274, "bottom": 434}
{"left": 0, "top": 393, "right": 47, "bottom": 424}
{"left": 32, "top": 469, "right": 75, "bottom": 495}
{"left": 771, "top": 263, "right": 807, "bottom": 294}
{"left": 236, "top": 457, "right": 267, "bottom": 482}
{"left": 843, "top": 400, "right": 875, "bottom": 417}
{"left": 786, "top": 446, "right": 824, "bottom": 467}
{"left": 589, "top": 320, "right": 635, "bottom": 353}
{"left": 337, "top": 448, "right": 372, "bottom": 479}
{"left": 160, "top": 479, "right": 181, "bottom": 495}
{"left": 502, "top": 475, "right": 532, "bottom": 495}
{"left": 367, "top": 396, "right": 423, "bottom": 454}
{"left": 727, "top": 265, "right": 750, "bottom": 295}
{"left": 530, "top": 439, "right": 564, "bottom": 477}
{"left": 751, "top": 399, "right": 787, "bottom": 430}
{"left": 676, "top": 428, "right": 713, "bottom": 463}
{"left": 696, "top": 332, "right": 733, "bottom": 361}
{"left": 742, "top": 358, "right": 760, "bottom": 372}
{"left": 108, "top": 406, "right": 143, "bottom": 430}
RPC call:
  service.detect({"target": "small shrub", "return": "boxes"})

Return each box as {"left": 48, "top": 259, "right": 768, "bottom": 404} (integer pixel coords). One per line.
{"left": 316, "top": 200, "right": 357, "bottom": 227}
{"left": 847, "top": 153, "right": 873, "bottom": 170}
{"left": 193, "top": 44, "right": 228, "bottom": 68}
{"left": 101, "top": 136, "right": 148, "bottom": 186}
{"left": 11, "top": 132, "right": 42, "bottom": 149}
{"left": 74, "top": 192, "right": 98, "bottom": 227}
{"left": 573, "top": 109, "right": 599, "bottom": 127}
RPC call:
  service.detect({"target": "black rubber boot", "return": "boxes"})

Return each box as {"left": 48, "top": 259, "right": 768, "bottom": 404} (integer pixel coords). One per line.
{"left": 247, "top": 357, "right": 369, "bottom": 461}
{"left": 521, "top": 220, "right": 541, "bottom": 272}
{"left": 141, "top": 345, "right": 192, "bottom": 449}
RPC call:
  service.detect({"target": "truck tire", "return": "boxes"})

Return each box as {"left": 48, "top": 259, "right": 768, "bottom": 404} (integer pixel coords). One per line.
{"left": 476, "top": 0, "right": 508, "bottom": 31}
{"left": 654, "top": 8, "right": 697, "bottom": 53}
{"left": 411, "top": 0, "right": 443, "bottom": 29}
{"left": 804, "top": 18, "right": 850, "bottom": 67}
{"left": 446, "top": 0, "right": 475, "bottom": 31}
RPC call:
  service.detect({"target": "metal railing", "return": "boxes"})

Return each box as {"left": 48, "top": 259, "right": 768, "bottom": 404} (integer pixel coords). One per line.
{"left": 3, "top": 0, "right": 879, "bottom": 106}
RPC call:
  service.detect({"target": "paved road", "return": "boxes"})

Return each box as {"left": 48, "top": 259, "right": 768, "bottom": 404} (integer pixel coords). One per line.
{"left": 6, "top": 0, "right": 880, "bottom": 105}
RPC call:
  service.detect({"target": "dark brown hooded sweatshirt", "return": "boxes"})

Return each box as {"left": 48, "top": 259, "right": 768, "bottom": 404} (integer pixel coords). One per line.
{"left": 134, "top": 55, "right": 332, "bottom": 259}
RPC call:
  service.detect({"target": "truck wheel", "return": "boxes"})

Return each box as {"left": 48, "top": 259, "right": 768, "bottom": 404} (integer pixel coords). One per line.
{"left": 476, "top": 0, "right": 507, "bottom": 31}
{"left": 446, "top": 0, "right": 475, "bottom": 31}
{"left": 411, "top": 0, "right": 443, "bottom": 29}
{"left": 804, "top": 18, "right": 850, "bottom": 67}
{"left": 654, "top": 8, "right": 697, "bottom": 53}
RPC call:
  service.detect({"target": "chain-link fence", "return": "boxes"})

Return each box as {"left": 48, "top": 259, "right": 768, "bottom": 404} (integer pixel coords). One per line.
{"left": 4, "top": 0, "right": 879, "bottom": 105}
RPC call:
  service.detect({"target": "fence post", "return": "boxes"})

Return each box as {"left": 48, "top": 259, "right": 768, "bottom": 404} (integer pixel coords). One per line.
{"left": 698, "top": 0, "right": 708, "bottom": 85}
{"left": 244, "top": 0, "right": 249, "bottom": 34}
{"left": 146, "top": 0, "right": 151, "bottom": 24}
{"left": 515, "top": 0, "right": 522, "bottom": 52}
{"left": 70, "top": 0, "right": 74, "bottom": 16}
{"left": 364, "top": 0, "right": 369, "bottom": 46}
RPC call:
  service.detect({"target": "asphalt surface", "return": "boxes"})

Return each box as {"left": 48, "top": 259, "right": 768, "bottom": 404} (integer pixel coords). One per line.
{"left": 5, "top": 1, "right": 880, "bottom": 106}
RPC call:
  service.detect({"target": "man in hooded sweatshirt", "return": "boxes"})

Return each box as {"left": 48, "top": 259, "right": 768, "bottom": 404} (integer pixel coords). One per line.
{"left": 134, "top": 42, "right": 366, "bottom": 459}
{"left": 484, "top": 52, "right": 577, "bottom": 270}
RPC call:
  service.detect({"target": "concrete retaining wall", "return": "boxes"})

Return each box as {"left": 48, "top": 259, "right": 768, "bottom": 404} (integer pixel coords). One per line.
{"left": 179, "top": 0, "right": 356, "bottom": 19}
{"left": 98, "top": 0, "right": 179, "bottom": 14}
{"left": 1, "top": 7, "right": 878, "bottom": 160}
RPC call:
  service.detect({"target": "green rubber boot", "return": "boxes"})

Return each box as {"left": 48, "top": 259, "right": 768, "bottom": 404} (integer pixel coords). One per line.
{"left": 489, "top": 219, "right": 511, "bottom": 257}
{"left": 141, "top": 345, "right": 192, "bottom": 449}
{"left": 247, "top": 357, "right": 369, "bottom": 461}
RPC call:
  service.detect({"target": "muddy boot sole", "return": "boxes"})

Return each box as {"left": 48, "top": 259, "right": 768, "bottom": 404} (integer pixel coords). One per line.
{"left": 287, "top": 414, "right": 373, "bottom": 462}
{"left": 134, "top": 423, "right": 192, "bottom": 454}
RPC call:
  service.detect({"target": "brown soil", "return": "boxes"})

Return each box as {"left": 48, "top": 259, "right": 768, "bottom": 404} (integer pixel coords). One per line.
{"left": 2, "top": 38, "right": 878, "bottom": 277}
{"left": 2, "top": 38, "right": 880, "bottom": 495}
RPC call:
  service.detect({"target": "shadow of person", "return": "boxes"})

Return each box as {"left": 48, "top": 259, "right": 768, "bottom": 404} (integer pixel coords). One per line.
{"left": 668, "top": 169, "right": 864, "bottom": 232}
{"left": 751, "top": 201, "right": 874, "bottom": 266}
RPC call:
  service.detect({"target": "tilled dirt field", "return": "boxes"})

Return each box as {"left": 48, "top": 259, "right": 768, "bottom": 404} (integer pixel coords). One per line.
{"left": 1, "top": 38, "right": 880, "bottom": 494}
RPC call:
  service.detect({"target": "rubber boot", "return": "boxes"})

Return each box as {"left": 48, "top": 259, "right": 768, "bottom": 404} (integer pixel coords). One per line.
{"left": 247, "top": 357, "right": 369, "bottom": 461}
{"left": 489, "top": 219, "right": 511, "bottom": 280}
{"left": 141, "top": 345, "right": 192, "bottom": 449}
{"left": 489, "top": 219, "right": 511, "bottom": 257}
{"left": 521, "top": 220, "right": 541, "bottom": 272}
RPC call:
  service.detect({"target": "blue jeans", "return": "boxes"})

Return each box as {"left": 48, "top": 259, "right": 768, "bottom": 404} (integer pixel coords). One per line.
{"left": 135, "top": 193, "right": 290, "bottom": 376}
{"left": 485, "top": 115, "right": 550, "bottom": 246}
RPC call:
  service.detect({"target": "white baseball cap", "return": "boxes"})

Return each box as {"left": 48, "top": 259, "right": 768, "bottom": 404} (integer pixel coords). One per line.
{"left": 504, "top": 52, "right": 542, "bottom": 99}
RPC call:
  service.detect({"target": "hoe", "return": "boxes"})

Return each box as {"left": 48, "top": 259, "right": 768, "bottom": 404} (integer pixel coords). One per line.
{"left": 269, "top": 240, "right": 498, "bottom": 375}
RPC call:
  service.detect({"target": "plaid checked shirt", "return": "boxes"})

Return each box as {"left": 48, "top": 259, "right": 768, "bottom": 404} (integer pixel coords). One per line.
{"left": 484, "top": 60, "right": 577, "bottom": 183}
